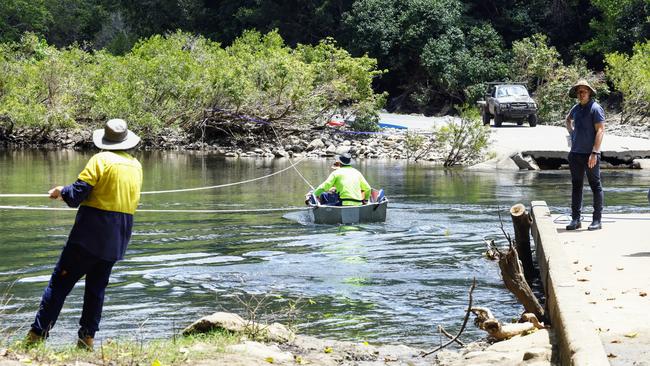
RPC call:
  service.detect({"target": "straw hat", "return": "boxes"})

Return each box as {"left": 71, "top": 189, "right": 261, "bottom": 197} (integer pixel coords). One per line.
{"left": 568, "top": 79, "right": 597, "bottom": 98}
{"left": 92, "top": 119, "right": 141, "bottom": 150}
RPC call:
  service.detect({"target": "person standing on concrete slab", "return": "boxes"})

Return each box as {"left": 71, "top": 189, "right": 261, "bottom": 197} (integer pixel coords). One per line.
{"left": 565, "top": 80, "right": 605, "bottom": 231}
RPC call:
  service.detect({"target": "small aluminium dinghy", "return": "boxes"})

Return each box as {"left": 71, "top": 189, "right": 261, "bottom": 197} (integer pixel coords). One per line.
{"left": 308, "top": 189, "right": 387, "bottom": 225}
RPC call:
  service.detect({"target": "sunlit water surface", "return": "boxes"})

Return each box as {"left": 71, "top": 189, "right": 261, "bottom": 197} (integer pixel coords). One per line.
{"left": 1, "top": 150, "right": 649, "bottom": 347}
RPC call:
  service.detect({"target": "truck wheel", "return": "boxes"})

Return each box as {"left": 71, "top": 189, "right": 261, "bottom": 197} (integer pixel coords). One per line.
{"left": 494, "top": 114, "right": 503, "bottom": 127}
{"left": 528, "top": 114, "right": 537, "bottom": 127}
{"left": 482, "top": 110, "right": 490, "bottom": 125}
{"left": 517, "top": 120, "right": 523, "bottom": 126}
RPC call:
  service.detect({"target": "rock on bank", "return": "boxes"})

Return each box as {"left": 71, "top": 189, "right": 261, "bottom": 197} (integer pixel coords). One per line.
{"left": 181, "top": 312, "right": 555, "bottom": 365}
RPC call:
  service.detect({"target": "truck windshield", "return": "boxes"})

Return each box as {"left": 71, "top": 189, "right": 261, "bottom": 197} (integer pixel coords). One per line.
{"left": 496, "top": 85, "right": 528, "bottom": 97}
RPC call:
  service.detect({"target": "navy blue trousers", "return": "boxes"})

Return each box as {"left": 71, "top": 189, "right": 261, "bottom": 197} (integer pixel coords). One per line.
{"left": 568, "top": 152, "right": 604, "bottom": 221}
{"left": 31, "top": 243, "right": 115, "bottom": 338}
{"left": 319, "top": 192, "right": 342, "bottom": 206}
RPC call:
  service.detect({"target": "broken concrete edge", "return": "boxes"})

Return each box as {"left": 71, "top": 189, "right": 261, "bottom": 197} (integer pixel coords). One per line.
{"left": 530, "top": 200, "right": 609, "bottom": 366}
{"left": 473, "top": 150, "right": 650, "bottom": 171}
{"left": 632, "top": 158, "right": 650, "bottom": 169}
{"left": 468, "top": 153, "right": 538, "bottom": 171}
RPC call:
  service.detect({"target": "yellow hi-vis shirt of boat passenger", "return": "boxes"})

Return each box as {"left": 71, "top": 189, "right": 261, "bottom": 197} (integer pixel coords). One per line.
{"left": 313, "top": 166, "right": 371, "bottom": 206}
{"left": 77, "top": 151, "right": 143, "bottom": 214}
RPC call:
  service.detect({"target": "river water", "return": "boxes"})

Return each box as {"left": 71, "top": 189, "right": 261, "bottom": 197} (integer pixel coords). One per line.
{"left": 1, "top": 150, "right": 649, "bottom": 347}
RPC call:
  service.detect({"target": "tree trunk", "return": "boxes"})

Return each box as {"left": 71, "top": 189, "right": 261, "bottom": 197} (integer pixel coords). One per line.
{"left": 498, "top": 243, "right": 545, "bottom": 320}
{"left": 510, "top": 203, "right": 535, "bottom": 283}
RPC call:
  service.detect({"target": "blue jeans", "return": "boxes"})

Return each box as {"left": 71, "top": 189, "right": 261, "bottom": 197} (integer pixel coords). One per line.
{"left": 568, "top": 152, "right": 604, "bottom": 221}
{"left": 31, "top": 243, "right": 115, "bottom": 338}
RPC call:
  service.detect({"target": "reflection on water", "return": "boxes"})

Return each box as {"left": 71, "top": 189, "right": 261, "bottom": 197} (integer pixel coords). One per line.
{"left": 1, "top": 150, "right": 649, "bottom": 347}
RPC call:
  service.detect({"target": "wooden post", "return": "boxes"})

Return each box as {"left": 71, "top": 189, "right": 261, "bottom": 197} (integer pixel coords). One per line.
{"left": 510, "top": 203, "right": 535, "bottom": 283}
{"left": 498, "top": 243, "right": 545, "bottom": 320}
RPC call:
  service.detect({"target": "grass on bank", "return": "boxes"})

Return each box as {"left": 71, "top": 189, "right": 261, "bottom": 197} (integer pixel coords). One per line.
{"left": 1, "top": 330, "right": 240, "bottom": 366}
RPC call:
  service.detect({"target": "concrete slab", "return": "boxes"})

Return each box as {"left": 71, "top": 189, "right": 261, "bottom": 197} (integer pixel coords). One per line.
{"left": 377, "top": 113, "right": 650, "bottom": 168}
{"left": 490, "top": 125, "right": 650, "bottom": 163}
{"left": 531, "top": 201, "right": 609, "bottom": 366}
{"left": 550, "top": 212, "right": 650, "bottom": 365}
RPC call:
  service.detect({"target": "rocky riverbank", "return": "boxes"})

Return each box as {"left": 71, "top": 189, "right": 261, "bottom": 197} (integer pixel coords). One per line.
{"left": 177, "top": 313, "right": 553, "bottom": 366}
{"left": 1, "top": 115, "right": 648, "bottom": 168}
{"left": 0, "top": 125, "right": 448, "bottom": 162}
{"left": 178, "top": 312, "right": 556, "bottom": 366}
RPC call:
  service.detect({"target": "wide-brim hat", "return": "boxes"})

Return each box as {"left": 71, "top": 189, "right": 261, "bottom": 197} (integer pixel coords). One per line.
{"left": 569, "top": 79, "right": 597, "bottom": 98}
{"left": 92, "top": 118, "right": 141, "bottom": 150}
{"left": 335, "top": 153, "right": 352, "bottom": 166}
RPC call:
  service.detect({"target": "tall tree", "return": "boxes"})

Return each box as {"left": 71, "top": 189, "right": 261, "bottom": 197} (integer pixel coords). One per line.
{"left": 44, "top": 0, "right": 107, "bottom": 47}
{"left": 464, "top": 0, "right": 597, "bottom": 63}
{"left": 0, "top": 0, "right": 51, "bottom": 43}
{"left": 343, "top": 0, "right": 508, "bottom": 113}
{"left": 191, "top": 0, "right": 354, "bottom": 46}
{"left": 583, "top": 0, "right": 650, "bottom": 67}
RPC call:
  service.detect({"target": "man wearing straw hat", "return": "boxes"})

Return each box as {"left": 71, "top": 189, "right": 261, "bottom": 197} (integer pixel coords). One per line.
{"left": 565, "top": 80, "right": 605, "bottom": 231}
{"left": 25, "top": 119, "right": 143, "bottom": 350}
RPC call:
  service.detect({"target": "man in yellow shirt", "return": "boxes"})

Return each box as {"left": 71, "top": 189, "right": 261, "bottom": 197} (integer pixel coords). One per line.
{"left": 26, "top": 119, "right": 143, "bottom": 350}
{"left": 312, "top": 153, "right": 371, "bottom": 206}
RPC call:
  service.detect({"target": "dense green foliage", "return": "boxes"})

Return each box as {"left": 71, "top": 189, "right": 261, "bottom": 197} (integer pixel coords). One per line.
{"left": 343, "top": 0, "right": 509, "bottom": 113}
{"left": 606, "top": 41, "right": 650, "bottom": 124}
{"left": 0, "top": 32, "right": 384, "bottom": 138}
{"left": 0, "top": 0, "right": 648, "bottom": 119}
{"left": 583, "top": 0, "right": 650, "bottom": 63}
{"left": 0, "top": 0, "right": 51, "bottom": 44}
{"left": 510, "top": 34, "right": 607, "bottom": 123}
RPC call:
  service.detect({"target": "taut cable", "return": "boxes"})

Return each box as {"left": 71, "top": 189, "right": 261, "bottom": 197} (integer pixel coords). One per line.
{"left": 269, "top": 124, "right": 315, "bottom": 190}
{"left": 0, "top": 155, "right": 310, "bottom": 198}
{"left": 0, "top": 205, "right": 309, "bottom": 213}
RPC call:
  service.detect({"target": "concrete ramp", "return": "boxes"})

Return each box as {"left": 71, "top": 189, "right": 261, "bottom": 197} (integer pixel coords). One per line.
{"left": 492, "top": 125, "right": 650, "bottom": 156}
{"left": 488, "top": 125, "right": 650, "bottom": 169}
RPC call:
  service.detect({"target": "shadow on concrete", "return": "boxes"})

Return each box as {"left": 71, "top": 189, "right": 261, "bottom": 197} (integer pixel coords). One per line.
{"left": 489, "top": 124, "right": 531, "bottom": 128}
{"left": 625, "top": 252, "right": 650, "bottom": 257}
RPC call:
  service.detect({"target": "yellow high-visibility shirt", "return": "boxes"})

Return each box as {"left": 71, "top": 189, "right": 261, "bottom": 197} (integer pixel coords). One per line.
{"left": 78, "top": 151, "right": 143, "bottom": 214}
{"left": 313, "top": 166, "right": 371, "bottom": 206}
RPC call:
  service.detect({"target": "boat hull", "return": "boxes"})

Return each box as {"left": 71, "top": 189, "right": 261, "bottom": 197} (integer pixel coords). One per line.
{"left": 309, "top": 200, "right": 388, "bottom": 225}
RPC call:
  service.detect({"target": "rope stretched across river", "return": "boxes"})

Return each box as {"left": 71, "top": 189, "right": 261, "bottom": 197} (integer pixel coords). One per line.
{"left": 0, "top": 205, "right": 309, "bottom": 214}
{"left": 0, "top": 155, "right": 311, "bottom": 198}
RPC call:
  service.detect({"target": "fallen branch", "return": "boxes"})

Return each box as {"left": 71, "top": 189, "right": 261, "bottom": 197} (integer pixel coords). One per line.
{"left": 494, "top": 208, "right": 545, "bottom": 320}
{"left": 471, "top": 306, "right": 545, "bottom": 341}
{"left": 421, "top": 278, "right": 476, "bottom": 357}
{"left": 438, "top": 325, "right": 465, "bottom": 347}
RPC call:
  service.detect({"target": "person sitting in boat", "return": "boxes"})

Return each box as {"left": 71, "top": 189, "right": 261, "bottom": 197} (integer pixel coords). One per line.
{"left": 309, "top": 153, "right": 371, "bottom": 206}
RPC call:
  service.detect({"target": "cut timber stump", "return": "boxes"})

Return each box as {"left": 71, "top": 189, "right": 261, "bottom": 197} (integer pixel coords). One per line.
{"left": 510, "top": 203, "right": 535, "bottom": 283}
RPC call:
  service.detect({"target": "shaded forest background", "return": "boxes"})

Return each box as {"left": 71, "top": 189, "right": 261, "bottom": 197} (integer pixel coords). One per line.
{"left": 1, "top": 0, "right": 648, "bottom": 135}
